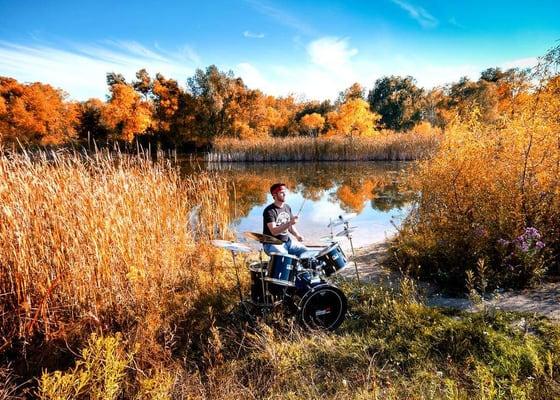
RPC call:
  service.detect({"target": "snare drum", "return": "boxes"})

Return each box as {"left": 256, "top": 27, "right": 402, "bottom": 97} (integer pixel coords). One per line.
{"left": 316, "top": 243, "right": 348, "bottom": 276}
{"left": 265, "top": 253, "right": 300, "bottom": 286}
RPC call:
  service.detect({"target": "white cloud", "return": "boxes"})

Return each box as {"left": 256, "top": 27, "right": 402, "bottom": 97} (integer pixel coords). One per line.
{"left": 501, "top": 57, "right": 537, "bottom": 70}
{"left": 0, "top": 40, "right": 201, "bottom": 100}
{"left": 236, "top": 62, "right": 276, "bottom": 93}
{"left": 391, "top": 0, "right": 438, "bottom": 28}
{"left": 243, "top": 30, "right": 265, "bottom": 39}
{"left": 308, "top": 37, "right": 358, "bottom": 72}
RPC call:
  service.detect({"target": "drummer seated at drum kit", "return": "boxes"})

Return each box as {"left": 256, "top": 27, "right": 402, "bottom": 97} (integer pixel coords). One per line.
{"left": 262, "top": 183, "right": 309, "bottom": 257}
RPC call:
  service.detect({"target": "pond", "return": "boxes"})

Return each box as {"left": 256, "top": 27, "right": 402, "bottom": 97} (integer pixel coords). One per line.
{"left": 203, "top": 161, "right": 414, "bottom": 251}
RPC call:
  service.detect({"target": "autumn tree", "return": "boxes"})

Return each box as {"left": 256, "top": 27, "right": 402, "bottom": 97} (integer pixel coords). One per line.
{"left": 325, "top": 98, "right": 381, "bottom": 137}
{"left": 336, "top": 82, "right": 365, "bottom": 105}
{"left": 446, "top": 77, "right": 499, "bottom": 124}
{"left": 102, "top": 83, "right": 152, "bottom": 142}
{"left": 300, "top": 113, "right": 325, "bottom": 137}
{"left": 132, "top": 68, "right": 153, "bottom": 100}
{"left": 0, "top": 77, "right": 77, "bottom": 145}
{"left": 76, "top": 98, "right": 109, "bottom": 142}
{"left": 486, "top": 68, "right": 531, "bottom": 118}
{"left": 367, "top": 76, "right": 424, "bottom": 131}
{"left": 106, "top": 72, "right": 127, "bottom": 87}
{"left": 187, "top": 65, "right": 248, "bottom": 143}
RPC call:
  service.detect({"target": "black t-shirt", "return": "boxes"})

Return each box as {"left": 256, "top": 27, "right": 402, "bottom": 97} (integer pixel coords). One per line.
{"left": 263, "top": 203, "right": 293, "bottom": 242}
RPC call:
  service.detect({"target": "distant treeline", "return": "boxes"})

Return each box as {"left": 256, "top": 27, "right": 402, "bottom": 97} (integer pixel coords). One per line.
{"left": 0, "top": 48, "right": 558, "bottom": 150}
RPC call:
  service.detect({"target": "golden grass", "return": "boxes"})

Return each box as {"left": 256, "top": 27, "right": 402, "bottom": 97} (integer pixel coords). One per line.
{"left": 392, "top": 111, "right": 560, "bottom": 288}
{"left": 0, "top": 149, "right": 233, "bottom": 348}
{"left": 207, "top": 132, "right": 441, "bottom": 162}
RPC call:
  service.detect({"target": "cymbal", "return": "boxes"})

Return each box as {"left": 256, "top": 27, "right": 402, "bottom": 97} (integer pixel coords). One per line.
{"left": 328, "top": 213, "right": 357, "bottom": 228}
{"left": 244, "top": 231, "right": 283, "bottom": 245}
{"left": 211, "top": 240, "right": 252, "bottom": 253}
{"left": 320, "top": 235, "right": 341, "bottom": 242}
{"left": 211, "top": 240, "right": 232, "bottom": 248}
{"left": 335, "top": 227, "right": 358, "bottom": 237}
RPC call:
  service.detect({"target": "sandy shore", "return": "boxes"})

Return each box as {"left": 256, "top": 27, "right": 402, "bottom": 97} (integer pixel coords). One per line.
{"left": 345, "top": 241, "right": 560, "bottom": 321}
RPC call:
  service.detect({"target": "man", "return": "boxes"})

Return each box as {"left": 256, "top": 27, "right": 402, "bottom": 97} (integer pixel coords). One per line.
{"left": 262, "top": 183, "right": 308, "bottom": 257}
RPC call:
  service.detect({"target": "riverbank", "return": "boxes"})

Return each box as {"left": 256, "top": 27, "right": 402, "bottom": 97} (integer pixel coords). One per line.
{"left": 349, "top": 241, "right": 560, "bottom": 321}
{"left": 206, "top": 134, "right": 440, "bottom": 162}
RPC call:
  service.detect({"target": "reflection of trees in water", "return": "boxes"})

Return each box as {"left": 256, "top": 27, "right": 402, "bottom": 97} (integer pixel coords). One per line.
{"left": 196, "top": 162, "right": 411, "bottom": 218}
{"left": 370, "top": 181, "right": 413, "bottom": 212}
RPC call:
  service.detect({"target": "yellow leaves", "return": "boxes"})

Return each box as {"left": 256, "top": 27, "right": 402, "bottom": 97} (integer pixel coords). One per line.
{"left": 325, "top": 99, "right": 381, "bottom": 138}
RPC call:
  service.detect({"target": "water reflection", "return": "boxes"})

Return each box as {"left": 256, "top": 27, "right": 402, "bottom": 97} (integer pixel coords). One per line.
{"left": 202, "top": 162, "right": 413, "bottom": 250}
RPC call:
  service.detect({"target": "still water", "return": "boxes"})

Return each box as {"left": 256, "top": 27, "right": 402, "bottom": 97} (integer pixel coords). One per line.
{"left": 204, "top": 161, "right": 413, "bottom": 251}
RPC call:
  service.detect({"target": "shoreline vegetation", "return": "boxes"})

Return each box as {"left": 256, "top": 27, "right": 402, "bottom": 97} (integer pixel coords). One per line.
{"left": 1, "top": 150, "right": 559, "bottom": 399}
{"left": 205, "top": 132, "right": 440, "bottom": 162}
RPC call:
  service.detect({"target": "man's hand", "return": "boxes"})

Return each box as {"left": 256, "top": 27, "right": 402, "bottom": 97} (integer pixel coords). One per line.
{"left": 295, "top": 234, "right": 304, "bottom": 242}
{"left": 290, "top": 215, "right": 299, "bottom": 225}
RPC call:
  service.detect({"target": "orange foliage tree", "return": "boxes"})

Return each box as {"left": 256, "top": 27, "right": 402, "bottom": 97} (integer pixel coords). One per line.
{"left": 102, "top": 83, "right": 152, "bottom": 142}
{"left": 0, "top": 77, "right": 77, "bottom": 145}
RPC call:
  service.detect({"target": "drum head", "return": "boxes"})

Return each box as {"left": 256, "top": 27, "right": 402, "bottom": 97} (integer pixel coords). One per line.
{"left": 316, "top": 243, "right": 338, "bottom": 258}
{"left": 269, "top": 252, "right": 300, "bottom": 260}
{"left": 298, "top": 284, "right": 347, "bottom": 331}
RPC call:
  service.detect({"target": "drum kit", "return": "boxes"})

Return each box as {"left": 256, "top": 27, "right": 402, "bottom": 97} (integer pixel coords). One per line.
{"left": 211, "top": 213, "right": 361, "bottom": 331}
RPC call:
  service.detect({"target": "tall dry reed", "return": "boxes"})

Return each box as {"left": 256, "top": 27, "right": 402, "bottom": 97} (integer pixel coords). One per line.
{"left": 206, "top": 132, "right": 440, "bottom": 162}
{"left": 0, "top": 149, "right": 233, "bottom": 349}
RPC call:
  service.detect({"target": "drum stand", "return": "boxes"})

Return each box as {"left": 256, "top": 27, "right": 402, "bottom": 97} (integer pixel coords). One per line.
{"left": 259, "top": 249, "right": 269, "bottom": 307}
{"left": 229, "top": 249, "right": 245, "bottom": 304}
{"left": 341, "top": 222, "right": 361, "bottom": 285}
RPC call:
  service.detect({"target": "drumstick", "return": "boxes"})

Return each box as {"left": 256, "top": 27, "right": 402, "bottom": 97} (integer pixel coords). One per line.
{"left": 296, "top": 199, "right": 306, "bottom": 217}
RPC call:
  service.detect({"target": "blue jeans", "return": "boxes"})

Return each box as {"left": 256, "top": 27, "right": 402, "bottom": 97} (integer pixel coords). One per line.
{"left": 263, "top": 237, "right": 309, "bottom": 258}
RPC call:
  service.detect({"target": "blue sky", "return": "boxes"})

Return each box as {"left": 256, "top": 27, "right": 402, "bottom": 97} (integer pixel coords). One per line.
{"left": 0, "top": 0, "right": 558, "bottom": 101}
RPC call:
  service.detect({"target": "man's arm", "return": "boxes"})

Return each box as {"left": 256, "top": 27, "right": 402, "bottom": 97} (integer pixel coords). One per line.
{"left": 266, "top": 216, "right": 298, "bottom": 236}
{"left": 288, "top": 225, "right": 304, "bottom": 242}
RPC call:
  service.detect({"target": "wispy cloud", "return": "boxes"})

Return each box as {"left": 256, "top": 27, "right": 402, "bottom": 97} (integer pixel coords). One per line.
{"left": 245, "top": 0, "right": 316, "bottom": 35}
{"left": 243, "top": 30, "right": 265, "bottom": 39}
{"left": 448, "top": 17, "right": 464, "bottom": 29}
{"left": 391, "top": 0, "right": 438, "bottom": 28}
{"left": 0, "top": 40, "right": 201, "bottom": 100}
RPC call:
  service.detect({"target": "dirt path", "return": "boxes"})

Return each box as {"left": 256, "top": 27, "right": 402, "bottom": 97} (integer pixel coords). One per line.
{"left": 342, "top": 242, "right": 560, "bottom": 321}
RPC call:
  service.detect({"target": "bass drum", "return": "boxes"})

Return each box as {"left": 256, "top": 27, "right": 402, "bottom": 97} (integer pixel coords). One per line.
{"left": 297, "top": 284, "right": 347, "bottom": 331}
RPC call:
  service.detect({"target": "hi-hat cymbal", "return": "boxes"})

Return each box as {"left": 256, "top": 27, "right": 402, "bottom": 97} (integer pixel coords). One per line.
{"left": 320, "top": 235, "right": 341, "bottom": 242}
{"left": 225, "top": 243, "right": 252, "bottom": 253}
{"left": 244, "top": 231, "right": 283, "bottom": 245}
{"left": 328, "top": 213, "right": 357, "bottom": 228}
{"left": 335, "top": 227, "right": 358, "bottom": 237}
{"left": 211, "top": 239, "right": 232, "bottom": 248}
{"left": 211, "top": 239, "right": 252, "bottom": 253}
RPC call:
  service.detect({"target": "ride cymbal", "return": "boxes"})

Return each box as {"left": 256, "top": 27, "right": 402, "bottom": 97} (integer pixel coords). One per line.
{"left": 244, "top": 231, "right": 283, "bottom": 245}
{"left": 327, "top": 213, "right": 357, "bottom": 228}
{"left": 335, "top": 227, "right": 358, "bottom": 237}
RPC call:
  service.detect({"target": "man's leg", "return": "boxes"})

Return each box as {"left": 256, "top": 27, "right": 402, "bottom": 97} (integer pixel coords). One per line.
{"left": 263, "top": 242, "right": 289, "bottom": 256}
{"left": 286, "top": 237, "right": 309, "bottom": 258}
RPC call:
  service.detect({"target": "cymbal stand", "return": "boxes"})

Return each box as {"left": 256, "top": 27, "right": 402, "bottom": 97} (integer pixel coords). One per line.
{"left": 342, "top": 221, "right": 361, "bottom": 285}
{"left": 259, "top": 248, "right": 269, "bottom": 307}
{"left": 229, "top": 249, "right": 244, "bottom": 304}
